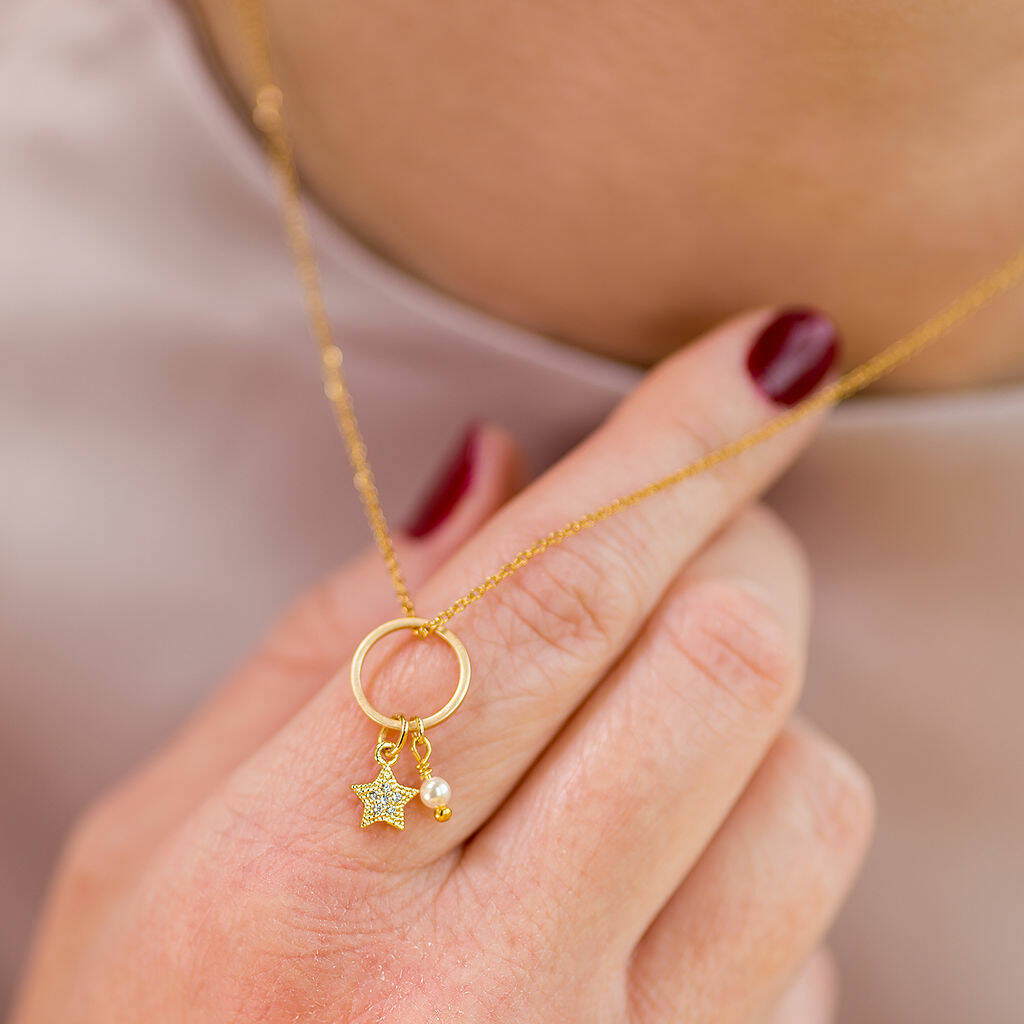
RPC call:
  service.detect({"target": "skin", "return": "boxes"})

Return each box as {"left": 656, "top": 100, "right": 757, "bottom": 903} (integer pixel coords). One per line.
{"left": 191, "top": 0, "right": 1024, "bottom": 389}
{"left": 29, "top": 2, "right": 1013, "bottom": 1016}
{"left": 13, "top": 313, "right": 872, "bottom": 1022}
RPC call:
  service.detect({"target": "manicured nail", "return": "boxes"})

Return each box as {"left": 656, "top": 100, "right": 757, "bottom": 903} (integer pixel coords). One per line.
{"left": 747, "top": 309, "right": 840, "bottom": 406}
{"left": 405, "top": 426, "right": 479, "bottom": 538}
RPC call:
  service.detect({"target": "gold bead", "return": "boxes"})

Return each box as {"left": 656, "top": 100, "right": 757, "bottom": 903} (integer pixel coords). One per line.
{"left": 434, "top": 806, "right": 452, "bottom": 823}
{"left": 251, "top": 86, "right": 283, "bottom": 132}
{"left": 256, "top": 84, "right": 283, "bottom": 110}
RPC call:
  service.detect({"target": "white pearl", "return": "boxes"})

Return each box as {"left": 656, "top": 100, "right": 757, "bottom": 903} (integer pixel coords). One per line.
{"left": 420, "top": 776, "right": 451, "bottom": 809}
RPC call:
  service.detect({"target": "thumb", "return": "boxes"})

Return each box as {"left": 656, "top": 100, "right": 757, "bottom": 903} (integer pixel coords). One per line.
{"left": 74, "top": 424, "right": 526, "bottom": 881}
{"left": 27, "top": 424, "right": 526, "bottom": 994}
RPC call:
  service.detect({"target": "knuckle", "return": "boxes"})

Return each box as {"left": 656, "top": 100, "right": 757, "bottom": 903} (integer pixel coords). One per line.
{"left": 479, "top": 534, "right": 647, "bottom": 668}
{"left": 660, "top": 578, "right": 800, "bottom": 726}
{"left": 629, "top": 382, "right": 726, "bottom": 468}
{"left": 774, "top": 727, "right": 876, "bottom": 858}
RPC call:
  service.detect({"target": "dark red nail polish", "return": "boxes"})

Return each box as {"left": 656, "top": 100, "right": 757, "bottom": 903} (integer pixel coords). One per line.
{"left": 405, "top": 426, "right": 479, "bottom": 538}
{"left": 747, "top": 309, "right": 840, "bottom": 406}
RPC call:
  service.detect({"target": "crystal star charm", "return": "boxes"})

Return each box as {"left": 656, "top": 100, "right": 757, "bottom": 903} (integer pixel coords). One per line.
{"left": 351, "top": 764, "right": 419, "bottom": 829}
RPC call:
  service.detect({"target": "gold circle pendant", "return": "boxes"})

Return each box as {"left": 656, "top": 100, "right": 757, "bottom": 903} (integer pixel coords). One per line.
{"left": 349, "top": 617, "right": 471, "bottom": 731}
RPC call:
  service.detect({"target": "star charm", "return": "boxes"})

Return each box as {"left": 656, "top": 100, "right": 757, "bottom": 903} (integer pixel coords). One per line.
{"left": 351, "top": 764, "right": 419, "bottom": 829}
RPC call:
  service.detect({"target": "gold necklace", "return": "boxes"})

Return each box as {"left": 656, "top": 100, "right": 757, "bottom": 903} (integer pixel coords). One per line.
{"left": 236, "top": 0, "right": 1024, "bottom": 830}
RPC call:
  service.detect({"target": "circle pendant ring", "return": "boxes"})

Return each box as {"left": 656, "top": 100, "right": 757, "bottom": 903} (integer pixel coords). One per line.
{"left": 350, "top": 617, "right": 471, "bottom": 731}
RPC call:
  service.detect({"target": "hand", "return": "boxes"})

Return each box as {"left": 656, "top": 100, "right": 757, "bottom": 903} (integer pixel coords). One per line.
{"left": 13, "top": 311, "right": 872, "bottom": 1023}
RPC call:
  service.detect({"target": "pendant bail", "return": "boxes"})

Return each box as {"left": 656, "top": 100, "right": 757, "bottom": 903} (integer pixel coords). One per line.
{"left": 374, "top": 713, "right": 409, "bottom": 767}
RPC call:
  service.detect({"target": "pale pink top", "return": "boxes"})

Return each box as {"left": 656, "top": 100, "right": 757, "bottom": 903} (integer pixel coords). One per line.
{"left": 2, "top": 1, "right": 1022, "bottom": 1020}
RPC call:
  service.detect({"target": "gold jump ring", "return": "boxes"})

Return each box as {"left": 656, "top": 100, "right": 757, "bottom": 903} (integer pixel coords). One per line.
{"left": 350, "top": 617, "right": 471, "bottom": 731}
{"left": 375, "top": 713, "right": 409, "bottom": 762}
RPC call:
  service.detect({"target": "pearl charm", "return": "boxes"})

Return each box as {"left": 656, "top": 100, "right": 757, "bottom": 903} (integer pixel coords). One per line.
{"left": 420, "top": 776, "right": 451, "bottom": 809}
{"left": 409, "top": 725, "right": 453, "bottom": 823}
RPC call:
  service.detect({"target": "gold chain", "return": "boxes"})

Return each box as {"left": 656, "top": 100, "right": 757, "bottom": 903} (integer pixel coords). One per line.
{"left": 240, "top": 6, "right": 414, "bottom": 618}
{"left": 237, "top": 0, "right": 1024, "bottom": 636}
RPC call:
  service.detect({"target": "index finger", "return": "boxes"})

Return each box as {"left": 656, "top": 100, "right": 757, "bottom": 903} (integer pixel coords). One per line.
{"left": 229, "top": 308, "right": 838, "bottom": 864}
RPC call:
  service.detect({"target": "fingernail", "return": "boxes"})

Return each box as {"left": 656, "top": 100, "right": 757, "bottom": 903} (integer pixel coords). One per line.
{"left": 747, "top": 309, "right": 840, "bottom": 406}
{"left": 405, "top": 426, "right": 479, "bottom": 538}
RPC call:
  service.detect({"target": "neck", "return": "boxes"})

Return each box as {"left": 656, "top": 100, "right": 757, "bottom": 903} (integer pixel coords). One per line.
{"left": 194, "top": 0, "right": 1024, "bottom": 391}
